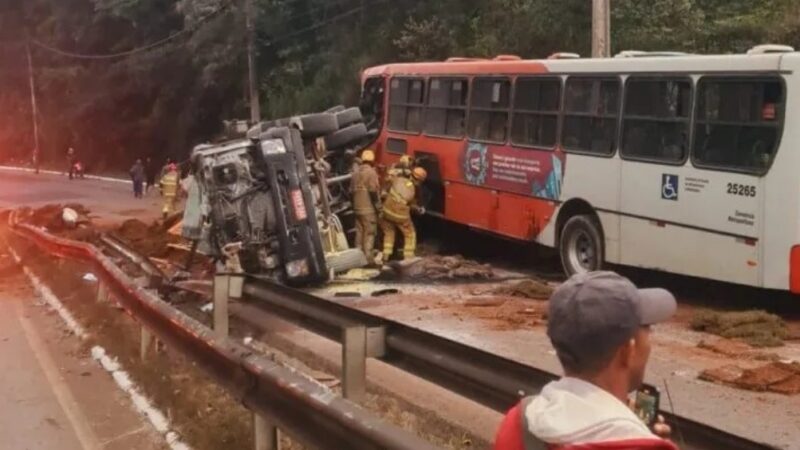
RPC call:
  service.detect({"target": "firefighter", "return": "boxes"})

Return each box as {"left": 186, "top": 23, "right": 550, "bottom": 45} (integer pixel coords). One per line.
{"left": 351, "top": 149, "right": 381, "bottom": 265}
{"left": 385, "top": 155, "right": 412, "bottom": 185}
{"left": 379, "top": 166, "right": 427, "bottom": 261}
{"left": 160, "top": 162, "right": 179, "bottom": 218}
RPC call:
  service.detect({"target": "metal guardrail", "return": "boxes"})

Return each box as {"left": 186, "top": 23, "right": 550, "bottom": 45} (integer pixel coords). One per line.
{"left": 241, "top": 277, "right": 779, "bottom": 450}
{"left": 6, "top": 218, "right": 439, "bottom": 450}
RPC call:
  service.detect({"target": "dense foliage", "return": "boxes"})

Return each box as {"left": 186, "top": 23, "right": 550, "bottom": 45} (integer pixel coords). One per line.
{"left": 1, "top": 0, "right": 799, "bottom": 171}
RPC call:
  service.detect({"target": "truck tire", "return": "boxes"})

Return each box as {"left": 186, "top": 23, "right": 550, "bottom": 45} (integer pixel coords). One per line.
{"left": 559, "top": 214, "right": 604, "bottom": 276}
{"left": 292, "top": 113, "right": 338, "bottom": 138}
{"left": 324, "top": 123, "right": 369, "bottom": 150}
{"left": 335, "top": 107, "right": 363, "bottom": 129}
{"left": 325, "top": 105, "right": 346, "bottom": 113}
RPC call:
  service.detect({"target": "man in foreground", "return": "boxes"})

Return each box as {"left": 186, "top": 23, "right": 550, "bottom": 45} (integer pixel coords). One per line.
{"left": 494, "top": 271, "right": 678, "bottom": 450}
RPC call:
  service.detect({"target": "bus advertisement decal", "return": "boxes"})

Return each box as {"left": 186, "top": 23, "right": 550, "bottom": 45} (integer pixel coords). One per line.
{"left": 461, "top": 142, "right": 565, "bottom": 201}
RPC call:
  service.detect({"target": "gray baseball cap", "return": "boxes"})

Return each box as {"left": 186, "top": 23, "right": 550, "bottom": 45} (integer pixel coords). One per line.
{"left": 547, "top": 271, "right": 677, "bottom": 370}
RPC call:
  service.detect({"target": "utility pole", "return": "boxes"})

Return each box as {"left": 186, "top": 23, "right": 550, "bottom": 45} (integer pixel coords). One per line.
{"left": 25, "top": 39, "right": 41, "bottom": 173}
{"left": 245, "top": 0, "right": 261, "bottom": 124}
{"left": 591, "top": 0, "right": 611, "bottom": 58}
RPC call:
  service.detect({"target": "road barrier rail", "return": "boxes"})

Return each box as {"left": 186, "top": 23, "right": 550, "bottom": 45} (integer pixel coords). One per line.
{"left": 5, "top": 215, "right": 438, "bottom": 450}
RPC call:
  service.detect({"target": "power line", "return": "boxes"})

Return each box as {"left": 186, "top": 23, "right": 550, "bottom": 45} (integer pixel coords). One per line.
{"left": 31, "top": 1, "right": 234, "bottom": 60}
{"left": 264, "top": 0, "right": 390, "bottom": 47}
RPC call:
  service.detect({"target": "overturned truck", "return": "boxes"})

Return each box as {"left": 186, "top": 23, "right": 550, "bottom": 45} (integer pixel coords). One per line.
{"left": 188, "top": 106, "right": 373, "bottom": 285}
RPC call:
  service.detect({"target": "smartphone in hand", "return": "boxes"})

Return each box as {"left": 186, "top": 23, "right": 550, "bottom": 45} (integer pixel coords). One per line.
{"left": 634, "top": 385, "right": 660, "bottom": 428}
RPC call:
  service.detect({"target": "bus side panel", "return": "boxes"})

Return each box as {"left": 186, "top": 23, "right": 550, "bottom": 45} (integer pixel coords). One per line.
{"left": 496, "top": 192, "right": 555, "bottom": 240}
{"left": 554, "top": 154, "right": 622, "bottom": 263}
{"left": 618, "top": 161, "right": 760, "bottom": 286}
{"left": 763, "top": 65, "right": 800, "bottom": 291}
{"left": 445, "top": 182, "right": 496, "bottom": 230}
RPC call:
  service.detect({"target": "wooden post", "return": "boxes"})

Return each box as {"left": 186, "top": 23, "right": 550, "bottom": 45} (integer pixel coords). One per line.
{"left": 592, "top": 0, "right": 611, "bottom": 58}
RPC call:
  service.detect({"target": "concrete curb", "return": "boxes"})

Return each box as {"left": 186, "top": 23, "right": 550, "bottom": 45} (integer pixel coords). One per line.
{"left": 0, "top": 165, "right": 130, "bottom": 185}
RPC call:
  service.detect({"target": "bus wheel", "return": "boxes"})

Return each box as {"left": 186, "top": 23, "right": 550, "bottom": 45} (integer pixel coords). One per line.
{"left": 559, "top": 215, "right": 604, "bottom": 276}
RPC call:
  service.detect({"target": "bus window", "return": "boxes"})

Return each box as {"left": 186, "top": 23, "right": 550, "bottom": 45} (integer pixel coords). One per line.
{"left": 562, "top": 77, "right": 620, "bottom": 155}
{"left": 511, "top": 77, "right": 561, "bottom": 149}
{"left": 388, "top": 77, "right": 426, "bottom": 133}
{"left": 692, "top": 77, "right": 783, "bottom": 173}
{"left": 621, "top": 77, "right": 691, "bottom": 163}
{"left": 360, "top": 77, "right": 385, "bottom": 131}
{"left": 468, "top": 78, "right": 511, "bottom": 143}
{"left": 425, "top": 78, "right": 469, "bottom": 138}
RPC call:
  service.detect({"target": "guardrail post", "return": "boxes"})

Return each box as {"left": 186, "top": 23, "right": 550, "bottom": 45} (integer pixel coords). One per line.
{"left": 96, "top": 282, "right": 108, "bottom": 303}
{"left": 213, "top": 274, "right": 230, "bottom": 338}
{"left": 140, "top": 326, "right": 153, "bottom": 361}
{"left": 253, "top": 413, "right": 279, "bottom": 450}
{"left": 342, "top": 325, "right": 367, "bottom": 401}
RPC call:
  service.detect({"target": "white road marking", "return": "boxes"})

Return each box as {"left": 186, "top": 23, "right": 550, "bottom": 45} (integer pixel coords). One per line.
{"left": 16, "top": 301, "right": 103, "bottom": 450}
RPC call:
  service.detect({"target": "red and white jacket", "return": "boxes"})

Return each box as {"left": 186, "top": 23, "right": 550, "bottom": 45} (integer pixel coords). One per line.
{"left": 494, "top": 378, "right": 679, "bottom": 450}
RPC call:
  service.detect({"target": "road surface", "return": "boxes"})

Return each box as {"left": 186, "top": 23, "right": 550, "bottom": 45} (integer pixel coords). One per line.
{"left": 0, "top": 168, "right": 165, "bottom": 449}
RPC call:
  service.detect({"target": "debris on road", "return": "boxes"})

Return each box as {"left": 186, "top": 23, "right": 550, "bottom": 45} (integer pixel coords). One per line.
{"left": 690, "top": 310, "right": 788, "bottom": 347}
{"left": 697, "top": 337, "right": 779, "bottom": 361}
{"left": 115, "top": 219, "right": 173, "bottom": 257}
{"left": 385, "top": 255, "right": 495, "bottom": 281}
{"left": 488, "top": 279, "right": 553, "bottom": 299}
{"left": 371, "top": 288, "right": 400, "bottom": 297}
{"left": 700, "top": 361, "right": 800, "bottom": 395}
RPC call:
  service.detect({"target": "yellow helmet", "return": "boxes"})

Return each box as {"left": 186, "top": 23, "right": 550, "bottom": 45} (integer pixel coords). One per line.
{"left": 361, "top": 149, "right": 375, "bottom": 163}
{"left": 399, "top": 155, "right": 411, "bottom": 165}
{"left": 411, "top": 167, "right": 427, "bottom": 182}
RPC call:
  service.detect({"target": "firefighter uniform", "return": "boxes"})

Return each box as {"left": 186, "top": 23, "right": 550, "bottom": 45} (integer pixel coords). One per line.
{"left": 351, "top": 150, "right": 381, "bottom": 264}
{"left": 385, "top": 155, "right": 412, "bottom": 187}
{"left": 379, "top": 167, "right": 427, "bottom": 261}
{"left": 160, "top": 164, "right": 179, "bottom": 218}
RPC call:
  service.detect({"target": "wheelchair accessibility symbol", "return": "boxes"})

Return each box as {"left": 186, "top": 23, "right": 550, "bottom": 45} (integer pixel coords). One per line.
{"left": 662, "top": 174, "right": 679, "bottom": 201}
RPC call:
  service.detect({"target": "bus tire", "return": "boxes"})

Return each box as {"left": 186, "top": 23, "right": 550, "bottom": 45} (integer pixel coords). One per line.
{"left": 559, "top": 214, "right": 604, "bottom": 276}
{"left": 335, "top": 107, "right": 363, "bottom": 128}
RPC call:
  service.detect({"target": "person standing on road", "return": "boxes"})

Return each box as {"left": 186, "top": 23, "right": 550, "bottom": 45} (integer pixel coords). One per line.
{"left": 66, "top": 147, "right": 76, "bottom": 179}
{"left": 351, "top": 149, "right": 382, "bottom": 265}
{"left": 144, "top": 157, "right": 157, "bottom": 194}
{"left": 160, "top": 162, "right": 179, "bottom": 218}
{"left": 129, "top": 159, "right": 145, "bottom": 199}
{"left": 493, "top": 271, "right": 678, "bottom": 450}
{"left": 379, "top": 166, "right": 426, "bottom": 262}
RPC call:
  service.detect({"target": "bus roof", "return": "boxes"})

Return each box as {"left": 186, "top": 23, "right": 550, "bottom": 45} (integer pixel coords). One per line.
{"left": 363, "top": 52, "right": 800, "bottom": 78}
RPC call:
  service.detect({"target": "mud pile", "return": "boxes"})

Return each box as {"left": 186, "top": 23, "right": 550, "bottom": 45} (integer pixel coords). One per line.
{"left": 115, "top": 219, "right": 172, "bottom": 257}
{"left": 489, "top": 279, "right": 553, "bottom": 300}
{"left": 389, "top": 255, "right": 495, "bottom": 281}
{"left": 700, "top": 361, "right": 800, "bottom": 395}
{"left": 20, "top": 204, "right": 96, "bottom": 241}
{"left": 690, "top": 310, "right": 788, "bottom": 347}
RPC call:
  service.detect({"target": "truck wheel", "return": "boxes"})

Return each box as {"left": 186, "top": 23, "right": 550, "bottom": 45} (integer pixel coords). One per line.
{"left": 324, "top": 123, "right": 368, "bottom": 150}
{"left": 335, "top": 107, "right": 363, "bottom": 129}
{"left": 325, "top": 105, "right": 346, "bottom": 113}
{"left": 293, "top": 113, "right": 338, "bottom": 138}
{"left": 559, "top": 215, "right": 604, "bottom": 276}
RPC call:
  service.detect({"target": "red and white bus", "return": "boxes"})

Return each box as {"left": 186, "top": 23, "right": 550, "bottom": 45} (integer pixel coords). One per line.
{"left": 360, "top": 45, "right": 800, "bottom": 293}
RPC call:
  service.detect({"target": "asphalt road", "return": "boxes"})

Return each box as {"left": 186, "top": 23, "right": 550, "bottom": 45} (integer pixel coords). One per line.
{"left": 0, "top": 169, "right": 163, "bottom": 225}
{"left": 0, "top": 168, "right": 165, "bottom": 449}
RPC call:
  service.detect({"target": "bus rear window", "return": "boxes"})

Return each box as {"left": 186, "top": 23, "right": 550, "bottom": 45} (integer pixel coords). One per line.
{"left": 622, "top": 77, "right": 692, "bottom": 163}
{"left": 468, "top": 78, "right": 511, "bottom": 143}
{"left": 692, "top": 78, "right": 783, "bottom": 173}
{"left": 388, "top": 78, "right": 425, "bottom": 133}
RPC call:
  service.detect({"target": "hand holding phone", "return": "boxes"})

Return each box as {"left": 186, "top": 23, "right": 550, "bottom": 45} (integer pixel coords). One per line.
{"left": 633, "top": 385, "right": 660, "bottom": 428}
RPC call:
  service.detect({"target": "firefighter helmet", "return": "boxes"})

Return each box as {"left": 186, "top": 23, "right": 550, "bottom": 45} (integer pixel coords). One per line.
{"left": 411, "top": 167, "right": 427, "bottom": 182}
{"left": 361, "top": 149, "right": 376, "bottom": 163}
